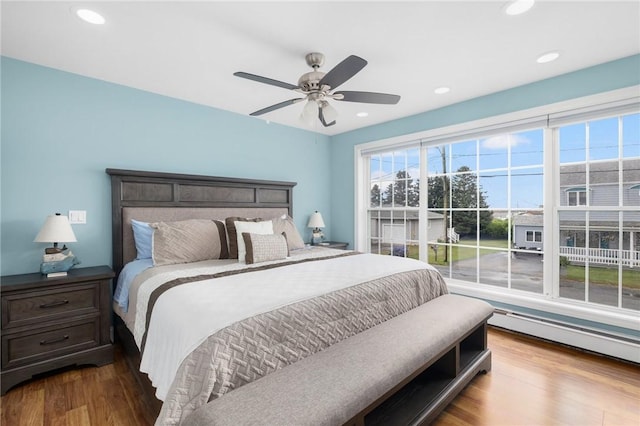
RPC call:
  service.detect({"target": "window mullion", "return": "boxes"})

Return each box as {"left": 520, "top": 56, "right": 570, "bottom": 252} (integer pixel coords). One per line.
{"left": 419, "top": 144, "right": 428, "bottom": 262}
{"left": 545, "top": 127, "right": 557, "bottom": 299}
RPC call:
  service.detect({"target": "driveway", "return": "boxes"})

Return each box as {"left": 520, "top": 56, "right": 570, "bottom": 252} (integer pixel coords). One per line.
{"left": 431, "top": 251, "right": 640, "bottom": 310}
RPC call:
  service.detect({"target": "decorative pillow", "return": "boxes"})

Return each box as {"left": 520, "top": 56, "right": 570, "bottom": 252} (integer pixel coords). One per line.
{"left": 242, "top": 232, "right": 289, "bottom": 264}
{"left": 150, "top": 219, "right": 228, "bottom": 266}
{"left": 131, "top": 219, "right": 153, "bottom": 260}
{"left": 271, "top": 214, "right": 305, "bottom": 251}
{"left": 234, "top": 220, "right": 273, "bottom": 263}
{"left": 225, "top": 217, "right": 262, "bottom": 259}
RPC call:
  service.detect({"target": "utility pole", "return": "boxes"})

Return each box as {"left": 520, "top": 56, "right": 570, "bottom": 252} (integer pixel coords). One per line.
{"left": 439, "top": 146, "right": 449, "bottom": 264}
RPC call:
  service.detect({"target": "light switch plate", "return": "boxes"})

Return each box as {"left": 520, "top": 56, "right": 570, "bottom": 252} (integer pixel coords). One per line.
{"left": 69, "top": 210, "right": 87, "bottom": 224}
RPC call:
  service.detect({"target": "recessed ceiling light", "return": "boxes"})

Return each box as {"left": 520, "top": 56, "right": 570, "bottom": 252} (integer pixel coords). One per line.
{"left": 76, "top": 9, "right": 106, "bottom": 25}
{"left": 356, "top": 112, "right": 368, "bottom": 118}
{"left": 504, "top": 0, "right": 535, "bottom": 16}
{"left": 434, "top": 87, "right": 450, "bottom": 95}
{"left": 537, "top": 51, "right": 560, "bottom": 64}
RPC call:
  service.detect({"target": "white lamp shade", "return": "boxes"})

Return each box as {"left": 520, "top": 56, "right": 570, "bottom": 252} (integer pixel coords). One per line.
{"left": 307, "top": 211, "right": 325, "bottom": 229}
{"left": 34, "top": 214, "right": 77, "bottom": 243}
{"left": 300, "top": 100, "right": 319, "bottom": 126}
{"left": 320, "top": 101, "right": 338, "bottom": 123}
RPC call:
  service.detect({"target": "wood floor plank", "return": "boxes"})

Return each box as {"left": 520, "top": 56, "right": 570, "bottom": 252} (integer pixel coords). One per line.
{"left": 1, "top": 386, "right": 23, "bottom": 426}
{"left": 65, "top": 405, "right": 91, "bottom": 426}
{"left": 43, "top": 375, "right": 67, "bottom": 426}
{"left": 1, "top": 327, "right": 638, "bottom": 425}
{"left": 18, "top": 382, "right": 44, "bottom": 426}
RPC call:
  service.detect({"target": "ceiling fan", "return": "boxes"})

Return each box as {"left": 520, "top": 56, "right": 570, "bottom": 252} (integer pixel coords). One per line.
{"left": 234, "top": 53, "right": 401, "bottom": 127}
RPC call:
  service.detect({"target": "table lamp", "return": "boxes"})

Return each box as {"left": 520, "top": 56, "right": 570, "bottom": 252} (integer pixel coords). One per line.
{"left": 34, "top": 213, "right": 79, "bottom": 276}
{"left": 307, "top": 211, "right": 325, "bottom": 245}
{"left": 34, "top": 213, "right": 77, "bottom": 254}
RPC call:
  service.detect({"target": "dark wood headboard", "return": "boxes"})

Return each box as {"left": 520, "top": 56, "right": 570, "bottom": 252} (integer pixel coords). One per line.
{"left": 107, "top": 168, "right": 296, "bottom": 276}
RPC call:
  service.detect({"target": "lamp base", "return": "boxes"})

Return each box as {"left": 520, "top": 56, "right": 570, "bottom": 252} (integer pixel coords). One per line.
{"left": 40, "top": 250, "right": 79, "bottom": 276}
{"left": 311, "top": 232, "right": 324, "bottom": 245}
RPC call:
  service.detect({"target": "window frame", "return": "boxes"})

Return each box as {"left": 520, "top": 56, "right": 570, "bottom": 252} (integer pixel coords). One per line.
{"left": 354, "top": 86, "right": 639, "bottom": 331}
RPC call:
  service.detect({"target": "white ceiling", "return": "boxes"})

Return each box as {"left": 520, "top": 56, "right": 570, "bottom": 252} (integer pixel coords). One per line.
{"left": 2, "top": 1, "right": 639, "bottom": 135}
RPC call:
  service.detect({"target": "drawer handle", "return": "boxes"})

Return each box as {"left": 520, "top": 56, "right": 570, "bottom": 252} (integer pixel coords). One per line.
{"left": 40, "top": 335, "right": 69, "bottom": 345}
{"left": 39, "top": 299, "right": 69, "bottom": 309}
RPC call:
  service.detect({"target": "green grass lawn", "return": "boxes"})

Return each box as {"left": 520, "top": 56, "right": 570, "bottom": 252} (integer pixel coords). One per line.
{"left": 424, "top": 238, "right": 509, "bottom": 265}
{"left": 561, "top": 265, "right": 640, "bottom": 289}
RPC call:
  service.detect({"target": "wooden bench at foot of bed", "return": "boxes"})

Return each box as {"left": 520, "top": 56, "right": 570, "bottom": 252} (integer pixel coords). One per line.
{"left": 183, "top": 294, "right": 494, "bottom": 426}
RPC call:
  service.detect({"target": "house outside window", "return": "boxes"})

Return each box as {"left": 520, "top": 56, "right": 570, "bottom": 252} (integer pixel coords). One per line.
{"left": 368, "top": 148, "right": 420, "bottom": 258}
{"left": 356, "top": 92, "right": 639, "bottom": 321}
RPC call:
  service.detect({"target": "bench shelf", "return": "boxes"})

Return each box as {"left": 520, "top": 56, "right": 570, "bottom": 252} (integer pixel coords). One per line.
{"left": 362, "top": 322, "right": 491, "bottom": 426}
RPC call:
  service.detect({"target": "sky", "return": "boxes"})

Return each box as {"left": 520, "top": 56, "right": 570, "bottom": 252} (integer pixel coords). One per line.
{"left": 369, "top": 112, "right": 640, "bottom": 211}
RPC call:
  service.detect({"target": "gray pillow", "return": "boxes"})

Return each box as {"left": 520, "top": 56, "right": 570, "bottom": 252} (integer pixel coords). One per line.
{"left": 242, "top": 232, "right": 289, "bottom": 264}
{"left": 150, "top": 219, "right": 228, "bottom": 266}
{"left": 271, "top": 215, "right": 305, "bottom": 250}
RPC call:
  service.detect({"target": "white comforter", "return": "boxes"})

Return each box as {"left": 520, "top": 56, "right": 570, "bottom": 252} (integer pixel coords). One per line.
{"left": 119, "top": 247, "right": 437, "bottom": 401}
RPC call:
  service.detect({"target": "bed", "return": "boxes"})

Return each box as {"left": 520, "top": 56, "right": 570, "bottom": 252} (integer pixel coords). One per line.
{"left": 107, "top": 168, "right": 492, "bottom": 426}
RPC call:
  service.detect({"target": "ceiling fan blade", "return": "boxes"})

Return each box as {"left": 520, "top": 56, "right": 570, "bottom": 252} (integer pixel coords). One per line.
{"left": 250, "top": 98, "right": 304, "bottom": 116}
{"left": 319, "top": 55, "right": 367, "bottom": 90}
{"left": 318, "top": 108, "right": 336, "bottom": 127}
{"left": 234, "top": 72, "right": 299, "bottom": 91}
{"left": 334, "top": 91, "right": 401, "bottom": 104}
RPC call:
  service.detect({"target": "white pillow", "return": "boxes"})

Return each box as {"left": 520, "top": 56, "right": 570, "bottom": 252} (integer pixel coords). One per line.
{"left": 234, "top": 220, "right": 274, "bottom": 263}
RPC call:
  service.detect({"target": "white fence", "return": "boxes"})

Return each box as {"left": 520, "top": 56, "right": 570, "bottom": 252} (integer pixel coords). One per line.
{"left": 447, "top": 227, "right": 460, "bottom": 243}
{"left": 559, "top": 246, "right": 640, "bottom": 268}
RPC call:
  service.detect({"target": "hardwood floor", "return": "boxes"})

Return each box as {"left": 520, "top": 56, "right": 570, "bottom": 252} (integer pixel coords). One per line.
{"left": 2, "top": 327, "right": 639, "bottom": 425}
{"left": 434, "top": 328, "right": 640, "bottom": 426}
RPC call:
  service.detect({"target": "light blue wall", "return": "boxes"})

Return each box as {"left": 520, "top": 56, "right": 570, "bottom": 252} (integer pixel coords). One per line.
{"left": 1, "top": 57, "right": 332, "bottom": 276}
{"left": 330, "top": 54, "right": 640, "bottom": 247}
{"left": 3, "top": 55, "right": 639, "bottom": 276}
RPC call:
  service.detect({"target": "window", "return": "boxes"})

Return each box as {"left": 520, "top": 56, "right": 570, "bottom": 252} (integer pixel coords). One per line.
{"left": 557, "top": 112, "right": 640, "bottom": 310}
{"left": 424, "top": 130, "right": 544, "bottom": 293}
{"left": 567, "top": 188, "right": 587, "bottom": 206}
{"left": 357, "top": 91, "right": 639, "bottom": 321}
{"left": 368, "top": 148, "right": 420, "bottom": 258}
{"left": 526, "top": 230, "right": 542, "bottom": 242}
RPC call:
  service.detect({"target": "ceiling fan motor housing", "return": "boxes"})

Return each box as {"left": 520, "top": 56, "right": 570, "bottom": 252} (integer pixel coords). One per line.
{"left": 298, "top": 71, "right": 326, "bottom": 93}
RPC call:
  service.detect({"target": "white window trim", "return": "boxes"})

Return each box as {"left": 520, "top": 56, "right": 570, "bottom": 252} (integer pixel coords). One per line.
{"left": 353, "top": 86, "right": 640, "bottom": 331}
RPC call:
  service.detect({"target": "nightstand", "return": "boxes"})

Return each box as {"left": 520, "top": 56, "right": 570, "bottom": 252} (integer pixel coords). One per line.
{"left": 316, "top": 241, "right": 349, "bottom": 250}
{"left": 1, "top": 265, "right": 114, "bottom": 395}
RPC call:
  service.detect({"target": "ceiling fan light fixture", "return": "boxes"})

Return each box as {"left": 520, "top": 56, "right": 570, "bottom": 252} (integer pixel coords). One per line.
{"left": 300, "top": 100, "right": 319, "bottom": 126}
{"left": 320, "top": 101, "right": 338, "bottom": 124}
{"left": 356, "top": 112, "right": 369, "bottom": 118}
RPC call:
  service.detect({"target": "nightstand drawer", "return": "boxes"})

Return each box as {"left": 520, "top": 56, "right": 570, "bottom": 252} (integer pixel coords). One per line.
{"left": 2, "top": 283, "right": 98, "bottom": 329}
{"left": 2, "top": 318, "right": 99, "bottom": 369}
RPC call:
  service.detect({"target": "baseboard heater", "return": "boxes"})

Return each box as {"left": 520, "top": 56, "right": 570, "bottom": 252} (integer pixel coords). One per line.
{"left": 490, "top": 308, "right": 640, "bottom": 364}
